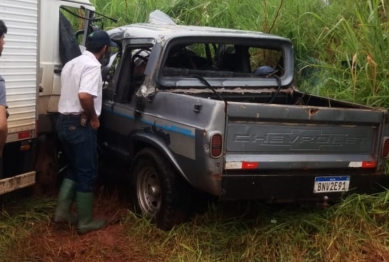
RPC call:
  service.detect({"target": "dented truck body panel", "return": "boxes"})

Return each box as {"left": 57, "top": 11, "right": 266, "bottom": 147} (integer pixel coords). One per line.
{"left": 100, "top": 17, "right": 389, "bottom": 202}
{"left": 101, "top": 91, "right": 227, "bottom": 196}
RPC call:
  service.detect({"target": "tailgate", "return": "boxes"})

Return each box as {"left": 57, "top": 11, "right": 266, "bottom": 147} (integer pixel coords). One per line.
{"left": 225, "top": 102, "right": 386, "bottom": 170}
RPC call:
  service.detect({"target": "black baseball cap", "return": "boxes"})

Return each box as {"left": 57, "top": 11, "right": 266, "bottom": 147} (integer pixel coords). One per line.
{"left": 87, "top": 30, "right": 117, "bottom": 47}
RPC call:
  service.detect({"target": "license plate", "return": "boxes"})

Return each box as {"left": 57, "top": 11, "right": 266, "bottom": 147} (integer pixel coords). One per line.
{"left": 313, "top": 176, "right": 350, "bottom": 193}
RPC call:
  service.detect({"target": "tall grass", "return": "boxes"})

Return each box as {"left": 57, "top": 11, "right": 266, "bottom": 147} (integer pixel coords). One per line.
{"left": 3, "top": 191, "right": 389, "bottom": 261}
{"left": 119, "top": 191, "right": 389, "bottom": 261}
{"left": 298, "top": 0, "right": 389, "bottom": 107}
{"left": 90, "top": 0, "right": 389, "bottom": 108}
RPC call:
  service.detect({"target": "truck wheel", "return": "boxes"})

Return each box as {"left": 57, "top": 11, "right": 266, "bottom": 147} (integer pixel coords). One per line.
{"left": 34, "top": 134, "right": 60, "bottom": 196}
{"left": 131, "top": 148, "right": 187, "bottom": 230}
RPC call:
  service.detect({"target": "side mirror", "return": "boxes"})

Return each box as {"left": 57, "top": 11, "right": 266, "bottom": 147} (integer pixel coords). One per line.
{"left": 102, "top": 52, "right": 119, "bottom": 82}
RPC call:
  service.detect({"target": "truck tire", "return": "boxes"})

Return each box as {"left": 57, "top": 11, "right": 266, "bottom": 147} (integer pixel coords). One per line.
{"left": 59, "top": 12, "right": 81, "bottom": 65}
{"left": 34, "top": 134, "right": 60, "bottom": 196}
{"left": 131, "top": 148, "right": 188, "bottom": 230}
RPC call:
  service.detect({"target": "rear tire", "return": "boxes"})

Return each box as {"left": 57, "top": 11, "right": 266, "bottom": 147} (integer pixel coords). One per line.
{"left": 131, "top": 148, "right": 188, "bottom": 230}
{"left": 34, "top": 134, "right": 60, "bottom": 196}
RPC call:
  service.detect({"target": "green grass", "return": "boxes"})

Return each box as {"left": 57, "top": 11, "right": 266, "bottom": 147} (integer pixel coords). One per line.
{"left": 122, "top": 192, "right": 389, "bottom": 261}
{"left": 296, "top": 0, "right": 389, "bottom": 107}
{"left": 0, "top": 197, "right": 55, "bottom": 257}
{"left": 3, "top": 191, "right": 389, "bottom": 261}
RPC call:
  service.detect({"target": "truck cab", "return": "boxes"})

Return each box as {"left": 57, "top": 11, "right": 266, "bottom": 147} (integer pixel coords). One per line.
{"left": 39, "top": 0, "right": 96, "bottom": 131}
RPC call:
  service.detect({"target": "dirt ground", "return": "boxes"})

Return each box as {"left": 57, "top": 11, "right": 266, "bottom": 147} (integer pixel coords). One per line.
{"left": 2, "top": 144, "right": 161, "bottom": 262}
{"left": 3, "top": 150, "right": 258, "bottom": 262}
{"left": 4, "top": 180, "right": 163, "bottom": 262}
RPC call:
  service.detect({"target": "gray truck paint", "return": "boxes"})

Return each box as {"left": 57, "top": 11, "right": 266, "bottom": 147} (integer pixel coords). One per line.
{"left": 100, "top": 19, "right": 388, "bottom": 202}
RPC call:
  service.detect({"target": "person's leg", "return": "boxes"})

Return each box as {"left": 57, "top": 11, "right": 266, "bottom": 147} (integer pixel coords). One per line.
{"left": 73, "top": 124, "right": 98, "bottom": 193}
{"left": 53, "top": 176, "right": 77, "bottom": 224}
{"left": 53, "top": 115, "right": 78, "bottom": 224}
{"left": 72, "top": 124, "right": 105, "bottom": 235}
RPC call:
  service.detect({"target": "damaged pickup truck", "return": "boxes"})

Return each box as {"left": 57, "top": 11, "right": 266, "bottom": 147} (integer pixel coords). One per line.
{"left": 99, "top": 11, "right": 389, "bottom": 230}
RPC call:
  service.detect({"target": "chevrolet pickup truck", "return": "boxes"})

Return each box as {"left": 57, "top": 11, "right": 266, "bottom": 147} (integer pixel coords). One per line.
{"left": 99, "top": 11, "right": 389, "bottom": 230}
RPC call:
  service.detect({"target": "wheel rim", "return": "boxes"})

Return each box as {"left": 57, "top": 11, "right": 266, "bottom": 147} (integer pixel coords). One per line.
{"left": 136, "top": 165, "right": 162, "bottom": 216}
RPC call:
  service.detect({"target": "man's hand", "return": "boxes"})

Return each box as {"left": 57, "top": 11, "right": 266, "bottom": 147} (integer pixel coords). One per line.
{"left": 79, "top": 92, "right": 99, "bottom": 129}
{"left": 90, "top": 116, "right": 100, "bottom": 129}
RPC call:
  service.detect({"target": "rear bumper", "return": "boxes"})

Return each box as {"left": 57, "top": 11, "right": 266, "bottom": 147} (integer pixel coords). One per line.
{"left": 221, "top": 172, "right": 389, "bottom": 201}
{"left": 0, "top": 171, "right": 36, "bottom": 195}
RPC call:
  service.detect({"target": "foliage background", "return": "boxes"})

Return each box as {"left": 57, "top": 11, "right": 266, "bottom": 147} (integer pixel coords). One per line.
{"left": 91, "top": 0, "right": 389, "bottom": 108}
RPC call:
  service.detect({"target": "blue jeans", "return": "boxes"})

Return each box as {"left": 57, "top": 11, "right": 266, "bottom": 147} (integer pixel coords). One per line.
{"left": 56, "top": 114, "right": 98, "bottom": 192}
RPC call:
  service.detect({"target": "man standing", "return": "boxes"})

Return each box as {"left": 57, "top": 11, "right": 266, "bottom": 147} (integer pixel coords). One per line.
{"left": 0, "top": 20, "right": 8, "bottom": 178}
{"left": 53, "top": 30, "right": 116, "bottom": 235}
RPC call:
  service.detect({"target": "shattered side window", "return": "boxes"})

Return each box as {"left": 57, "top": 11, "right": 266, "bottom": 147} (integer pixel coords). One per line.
{"left": 162, "top": 41, "right": 284, "bottom": 79}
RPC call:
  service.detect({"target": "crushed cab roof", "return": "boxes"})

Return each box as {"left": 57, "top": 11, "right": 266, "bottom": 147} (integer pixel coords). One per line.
{"left": 107, "top": 10, "right": 291, "bottom": 44}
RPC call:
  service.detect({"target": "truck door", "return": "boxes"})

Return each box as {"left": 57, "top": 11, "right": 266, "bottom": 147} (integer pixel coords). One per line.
{"left": 100, "top": 39, "right": 155, "bottom": 162}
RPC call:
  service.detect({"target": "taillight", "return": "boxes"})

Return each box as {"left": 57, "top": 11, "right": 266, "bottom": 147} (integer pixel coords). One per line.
{"left": 362, "top": 161, "right": 376, "bottom": 168}
{"left": 210, "top": 134, "right": 222, "bottom": 158}
{"left": 382, "top": 136, "right": 389, "bottom": 158}
{"left": 18, "top": 131, "right": 31, "bottom": 140}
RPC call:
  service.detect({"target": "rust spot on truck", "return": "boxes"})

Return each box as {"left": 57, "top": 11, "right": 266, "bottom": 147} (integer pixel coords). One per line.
{"left": 143, "top": 125, "right": 171, "bottom": 145}
{"left": 309, "top": 108, "right": 319, "bottom": 117}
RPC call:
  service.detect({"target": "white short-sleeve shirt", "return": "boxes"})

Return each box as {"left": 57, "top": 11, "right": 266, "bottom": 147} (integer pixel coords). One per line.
{"left": 58, "top": 51, "right": 102, "bottom": 116}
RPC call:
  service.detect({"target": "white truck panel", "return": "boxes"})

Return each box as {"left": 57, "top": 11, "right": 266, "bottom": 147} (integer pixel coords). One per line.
{"left": 0, "top": 0, "right": 95, "bottom": 195}
{"left": 40, "top": 0, "right": 95, "bottom": 114}
{"left": 0, "top": 0, "right": 38, "bottom": 142}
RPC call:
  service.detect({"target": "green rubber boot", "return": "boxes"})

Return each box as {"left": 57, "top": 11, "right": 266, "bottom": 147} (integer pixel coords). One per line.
{"left": 76, "top": 192, "right": 106, "bottom": 235}
{"left": 53, "top": 178, "right": 77, "bottom": 225}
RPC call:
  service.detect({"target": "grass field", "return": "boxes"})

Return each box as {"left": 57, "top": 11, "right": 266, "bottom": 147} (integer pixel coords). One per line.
{"left": 2, "top": 189, "right": 389, "bottom": 261}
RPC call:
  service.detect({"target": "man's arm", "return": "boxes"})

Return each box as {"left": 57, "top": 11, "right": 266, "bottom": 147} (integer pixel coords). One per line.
{"left": 79, "top": 92, "right": 99, "bottom": 129}
{"left": 78, "top": 65, "right": 101, "bottom": 129}
{"left": 0, "top": 106, "right": 8, "bottom": 157}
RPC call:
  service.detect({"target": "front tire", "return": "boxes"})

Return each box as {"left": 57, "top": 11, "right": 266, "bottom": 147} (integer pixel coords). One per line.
{"left": 131, "top": 148, "right": 187, "bottom": 230}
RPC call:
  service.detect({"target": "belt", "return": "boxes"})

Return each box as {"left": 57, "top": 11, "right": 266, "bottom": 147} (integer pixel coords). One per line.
{"left": 60, "top": 112, "right": 82, "bottom": 115}
{"left": 59, "top": 113, "right": 82, "bottom": 119}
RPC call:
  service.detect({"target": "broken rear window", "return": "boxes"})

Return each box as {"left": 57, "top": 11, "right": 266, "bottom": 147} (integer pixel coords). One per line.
{"left": 161, "top": 40, "right": 284, "bottom": 79}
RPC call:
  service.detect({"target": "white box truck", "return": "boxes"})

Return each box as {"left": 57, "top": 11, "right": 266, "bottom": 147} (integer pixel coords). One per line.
{"left": 0, "top": 0, "right": 97, "bottom": 195}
